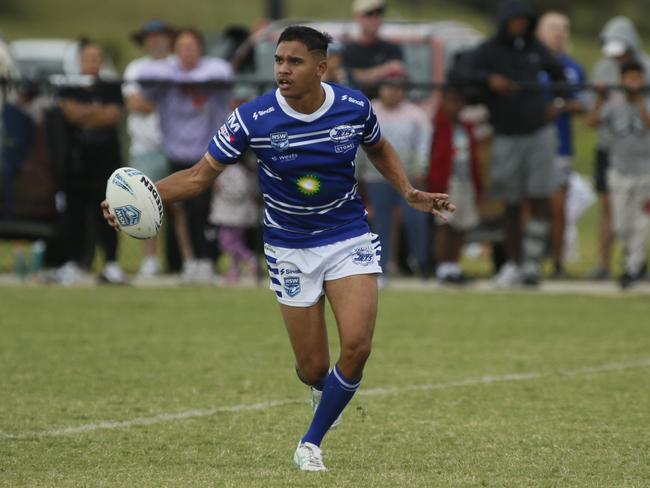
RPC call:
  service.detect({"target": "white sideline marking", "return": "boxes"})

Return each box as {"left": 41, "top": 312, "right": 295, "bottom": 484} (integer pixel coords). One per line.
{"left": 2, "top": 358, "right": 649, "bottom": 441}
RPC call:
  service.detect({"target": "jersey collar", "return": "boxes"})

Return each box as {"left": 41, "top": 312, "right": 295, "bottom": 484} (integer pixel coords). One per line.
{"left": 275, "top": 82, "right": 334, "bottom": 122}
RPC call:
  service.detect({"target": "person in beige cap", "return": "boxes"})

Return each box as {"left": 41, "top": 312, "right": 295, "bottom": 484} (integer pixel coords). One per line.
{"left": 343, "top": 0, "right": 406, "bottom": 99}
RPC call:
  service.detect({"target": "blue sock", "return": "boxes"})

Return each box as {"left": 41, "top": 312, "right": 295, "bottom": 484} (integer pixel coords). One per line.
{"left": 301, "top": 364, "right": 361, "bottom": 447}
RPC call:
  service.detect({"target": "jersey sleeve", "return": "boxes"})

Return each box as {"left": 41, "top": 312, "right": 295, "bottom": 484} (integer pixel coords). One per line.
{"left": 207, "top": 108, "right": 250, "bottom": 165}
{"left": 361, "top": 101, "right": 382, "bottom": 146}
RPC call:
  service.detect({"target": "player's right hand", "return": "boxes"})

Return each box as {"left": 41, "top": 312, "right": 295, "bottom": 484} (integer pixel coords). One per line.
{"left": 100, "top": 200, "right": 120, "bottom": 231}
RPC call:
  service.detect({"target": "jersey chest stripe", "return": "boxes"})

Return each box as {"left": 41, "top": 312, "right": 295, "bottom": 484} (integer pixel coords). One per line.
{"left": 249, "top": 124, "right": 366, "bottom": 142}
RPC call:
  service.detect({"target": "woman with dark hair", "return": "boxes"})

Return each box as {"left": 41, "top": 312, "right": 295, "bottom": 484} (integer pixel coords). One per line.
{"left": 57, "top": 38, "right": 125, "bottom": 284}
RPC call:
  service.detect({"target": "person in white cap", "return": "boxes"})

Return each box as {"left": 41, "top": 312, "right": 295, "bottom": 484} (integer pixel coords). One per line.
{"left": 589, "top": 16, "right": 650, "bottom": 280}
{"left": 343, "top": 0, "right": 406, "bottom": 99}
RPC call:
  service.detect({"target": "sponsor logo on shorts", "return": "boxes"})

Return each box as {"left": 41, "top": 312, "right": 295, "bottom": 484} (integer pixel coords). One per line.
{"left": 113, "top": 205, "right": 141, "bottom": 227}
{"left": 111, "top": 174, "right": 134, "bottom": 196}
{"left": 270, "top": 132, "right": 290, "bottom": 152}
{"left": 351, "top": 246, "right": 374, "bottom": 266}
{"left": 329, "top": 124, "right": 356, "bottom": 143}
{"left": 283, "top": 276, "right": 301, "bottom": 297}
{"left": 335, "top": 143, "right": 355, "bottom": 154}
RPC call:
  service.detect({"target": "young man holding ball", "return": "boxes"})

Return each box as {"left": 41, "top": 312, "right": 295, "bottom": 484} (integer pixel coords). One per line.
{"left": 103, "top": 26, "right": 454, "bottom": 471}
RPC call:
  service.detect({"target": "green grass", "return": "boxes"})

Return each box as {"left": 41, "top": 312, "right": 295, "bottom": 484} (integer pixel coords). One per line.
{"left": 2, "top": 286, "right": 650, "bottom": 486}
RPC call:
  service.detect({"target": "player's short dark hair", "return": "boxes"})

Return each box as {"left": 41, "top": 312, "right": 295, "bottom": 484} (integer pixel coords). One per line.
{"left": 620, "top": 59, "right": 644, "bottom": 76}
{"left": 277, "top": 26, "right": 332, "bottom": 57}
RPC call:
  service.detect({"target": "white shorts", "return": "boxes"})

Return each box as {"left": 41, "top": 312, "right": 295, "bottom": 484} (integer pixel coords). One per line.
{"left": 264, "top": 232, "right": 383, "bottom": 307}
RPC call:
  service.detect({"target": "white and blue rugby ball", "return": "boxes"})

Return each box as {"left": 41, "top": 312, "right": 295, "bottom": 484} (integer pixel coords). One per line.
{"left": 105, "top": 167, "right": 163, "bottom": 240}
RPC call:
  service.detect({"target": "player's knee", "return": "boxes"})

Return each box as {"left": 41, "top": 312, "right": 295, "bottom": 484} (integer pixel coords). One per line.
{"left": 340, "top": 339, "right": 372, "bottom": 367}
{"left": 295, "top": 361, "right": 329, "bottom": 386}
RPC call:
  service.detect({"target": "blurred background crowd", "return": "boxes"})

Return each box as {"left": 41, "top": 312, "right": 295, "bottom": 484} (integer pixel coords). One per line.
{"left": 2, "top": 0, "right": 650, "bottom": 290}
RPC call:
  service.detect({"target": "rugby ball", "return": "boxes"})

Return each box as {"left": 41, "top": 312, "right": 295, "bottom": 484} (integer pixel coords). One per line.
{"left": 105, "top": 167, "right": 163, "bottom": 239}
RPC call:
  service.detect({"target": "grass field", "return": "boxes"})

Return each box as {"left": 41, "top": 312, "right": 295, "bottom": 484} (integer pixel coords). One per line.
{"left": 2, "top": 286, "right": 649, "bottom": 487}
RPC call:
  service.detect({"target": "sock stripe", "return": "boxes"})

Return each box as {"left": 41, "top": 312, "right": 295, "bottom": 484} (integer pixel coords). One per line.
{"left": 333, "top": 367, "right": 361, "bottom": 391}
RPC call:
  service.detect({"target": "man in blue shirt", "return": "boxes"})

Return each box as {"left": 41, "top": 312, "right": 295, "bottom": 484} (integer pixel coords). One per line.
{"left": 102, "top": 25, "right": 454, "bottom": 471}
{"left": 537, "top": 11, "right": 586, "bottom": 277}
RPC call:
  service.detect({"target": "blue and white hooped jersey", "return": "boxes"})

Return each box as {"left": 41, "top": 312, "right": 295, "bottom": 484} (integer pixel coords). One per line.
{"left": 208, "top": 82, "right": 382, "bottom": 248}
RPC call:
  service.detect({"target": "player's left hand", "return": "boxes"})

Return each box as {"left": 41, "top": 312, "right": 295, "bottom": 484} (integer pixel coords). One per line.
{"left": 405, "top": 188, "right": 456, "bottom": 221}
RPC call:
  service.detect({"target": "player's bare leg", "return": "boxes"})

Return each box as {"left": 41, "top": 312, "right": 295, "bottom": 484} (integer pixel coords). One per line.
{"left": 280, "top": 296, "right": 330, "bottom": 385}
{"left": 325, "top": 274, "right": 378, "bottom": 379}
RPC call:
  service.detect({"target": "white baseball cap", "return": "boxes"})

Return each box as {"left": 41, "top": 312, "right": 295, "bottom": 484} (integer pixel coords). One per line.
{"left": 602, "top": 39, "right": 628, "bottom": 58}
{"left": 352, "top": 0, "right": 386, "bottom": 15}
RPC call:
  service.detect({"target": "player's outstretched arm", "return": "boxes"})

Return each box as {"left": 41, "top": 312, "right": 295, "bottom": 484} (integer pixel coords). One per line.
{"left": 362, "top": 137, "right": 455, "bottom": 220}
{"left": 101, "top": 153, "right": 227, "bottom": 230}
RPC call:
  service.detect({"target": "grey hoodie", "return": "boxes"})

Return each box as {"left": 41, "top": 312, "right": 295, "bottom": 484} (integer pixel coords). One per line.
{"left": 591, "top": 16, "right": 650, "bottom": 148}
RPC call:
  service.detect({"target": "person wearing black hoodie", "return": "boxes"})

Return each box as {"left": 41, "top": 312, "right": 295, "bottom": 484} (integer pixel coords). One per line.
{"left": 462, "top": 0, "right": 566, "bottom": 287}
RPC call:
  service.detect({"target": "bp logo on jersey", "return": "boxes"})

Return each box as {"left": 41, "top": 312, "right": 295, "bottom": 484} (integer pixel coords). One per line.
{"left": 283, "top": 276, "right": 301, "bottom": 297}
{"left": 329, "top": 125, "right": 355, "bottom": 143}
{"left": 270, "top": 132, "right": 290, "bottom": 152}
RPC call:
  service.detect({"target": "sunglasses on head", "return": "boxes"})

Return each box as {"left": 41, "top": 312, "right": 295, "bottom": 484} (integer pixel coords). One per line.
{"left": 363, "top": 7, "right": 385, "bottom": 17}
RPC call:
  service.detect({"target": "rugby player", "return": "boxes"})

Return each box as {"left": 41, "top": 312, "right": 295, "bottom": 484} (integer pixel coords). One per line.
{"left": 102, "top": 25, "right": 454, "bottom": 471}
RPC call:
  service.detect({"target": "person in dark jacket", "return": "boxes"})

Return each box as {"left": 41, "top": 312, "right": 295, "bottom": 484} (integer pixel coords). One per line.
{"left": 463, "top": 0, "right": 566, "bottom": 287}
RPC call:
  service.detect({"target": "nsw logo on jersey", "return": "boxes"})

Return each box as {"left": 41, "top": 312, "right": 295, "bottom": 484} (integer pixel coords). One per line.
{"left": 270, "top": 132, "right": 290, "bottom": 152}
{"left": 329, "top": 125, "right": 356, "bottom": 143}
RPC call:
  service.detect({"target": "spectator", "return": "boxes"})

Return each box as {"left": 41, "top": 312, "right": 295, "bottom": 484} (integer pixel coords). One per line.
{"left": 56, "top": 38, "right": 124, "bottom": 284}
{"left": 208, "top": 160, "right": 258, "bottom": 283}
{"left": 587, "top": 60, "right": 650, "bottom": 289}
{"left": 123, "top": 20, "right": 175, "bottom": 278}
{"left": 589, "top": 16, "right": 650, "bottom": 280}
{"left": 322, "top": 41, "right": 347, "bottom": 85}
{"left": 356, "top": 69, "right": 431, "bottom": 282}
{"left": 537, "top": 11, "right": 586, "bottom": 278}
{"left": 343, "top": 0, "right": 405, "bottom": 99}
{"left": 461, "top": 0, "right": 566, "bottom": 287}
{"left": 429, "top": 87, "right": 482, "bottom": 284}
{"left": 138, "top": 28, "right": 233, "bottom": 282}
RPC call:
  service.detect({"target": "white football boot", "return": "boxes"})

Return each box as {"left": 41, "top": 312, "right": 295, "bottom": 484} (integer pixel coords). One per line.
{"left": 293, "top": 441, "right": 327, "bottom": 471}
{"left": 310, "top": 387, "right": 342, "bottom": 430}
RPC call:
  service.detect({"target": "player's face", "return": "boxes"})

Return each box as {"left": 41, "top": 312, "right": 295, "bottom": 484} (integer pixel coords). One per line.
{"left": 80, "top": 44, "right": 103, "bottom": 76}
{"left": 274, "top": 41, "right": 326, "bottom": 99}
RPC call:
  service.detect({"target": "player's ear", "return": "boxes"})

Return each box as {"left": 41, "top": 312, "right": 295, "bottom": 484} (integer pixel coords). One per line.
{"left": 316, "top": 56, "right": 328, "bottom": 78}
